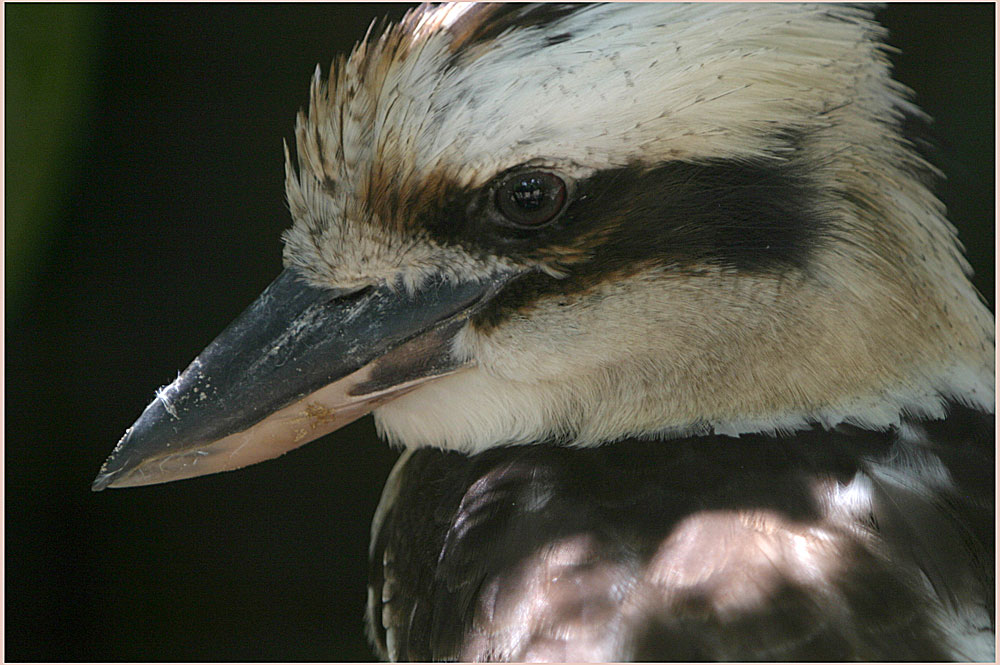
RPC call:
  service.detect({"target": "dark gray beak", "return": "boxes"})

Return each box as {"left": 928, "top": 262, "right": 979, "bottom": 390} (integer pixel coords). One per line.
{"left": 93, "top": 268, "right": 516, "bottom": 490}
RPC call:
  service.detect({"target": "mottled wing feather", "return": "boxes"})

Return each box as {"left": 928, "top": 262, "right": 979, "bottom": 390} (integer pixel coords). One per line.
{"left": 368, "top": 406, "right": 993, "bottom": 661}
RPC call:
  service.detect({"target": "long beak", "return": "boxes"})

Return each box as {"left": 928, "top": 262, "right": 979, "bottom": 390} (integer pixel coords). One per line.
{"left": 93, "top": 268, "right": 516, "bottom": 490}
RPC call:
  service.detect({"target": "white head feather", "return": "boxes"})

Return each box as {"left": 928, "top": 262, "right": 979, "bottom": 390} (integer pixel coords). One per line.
{"left": 280, "top": 3, "right": 993, "bottom": 453}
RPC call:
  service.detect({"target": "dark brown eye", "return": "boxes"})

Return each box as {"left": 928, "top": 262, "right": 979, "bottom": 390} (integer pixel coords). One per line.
{"left": 495, "top": 171, "right": 567, "bottom": 227}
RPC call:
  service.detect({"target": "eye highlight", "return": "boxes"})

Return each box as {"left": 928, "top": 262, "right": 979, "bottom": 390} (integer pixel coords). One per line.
{"left": 495, "top": 171, "right": 567, "bottom": 227}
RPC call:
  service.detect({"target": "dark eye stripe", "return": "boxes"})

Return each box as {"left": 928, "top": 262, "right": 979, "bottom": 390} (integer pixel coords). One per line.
{"left": 463, "top": 153, "right": 832, "bottom": 330}
{"left": 417, "top": 146, "right": 827, "bottom": 291}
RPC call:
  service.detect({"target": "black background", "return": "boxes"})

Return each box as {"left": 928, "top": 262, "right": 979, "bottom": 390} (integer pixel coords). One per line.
{"left": 6, "top": 4, "right": 994, "bottom": 661}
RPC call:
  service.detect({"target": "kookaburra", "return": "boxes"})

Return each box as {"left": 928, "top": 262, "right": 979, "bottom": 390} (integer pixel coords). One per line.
{"left": 94, "top": 3, "right": 994, "bottom": 661}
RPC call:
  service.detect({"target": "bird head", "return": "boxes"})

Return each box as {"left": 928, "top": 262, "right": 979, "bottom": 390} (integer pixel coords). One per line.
{"left": 94, "top": 3, "right": 994, "bottom": 489}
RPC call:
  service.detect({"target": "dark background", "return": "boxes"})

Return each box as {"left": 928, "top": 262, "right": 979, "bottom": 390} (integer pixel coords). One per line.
{"left": 6, "top": 4, "right": 994, "bottom": 661}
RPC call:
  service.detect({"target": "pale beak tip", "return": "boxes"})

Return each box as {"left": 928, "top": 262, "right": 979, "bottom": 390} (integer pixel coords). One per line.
{"left": 91, "top": 471, "right": 114, "bottom": 492}
{"left": 91, "top": 462, "right": 125, "bottom": 491}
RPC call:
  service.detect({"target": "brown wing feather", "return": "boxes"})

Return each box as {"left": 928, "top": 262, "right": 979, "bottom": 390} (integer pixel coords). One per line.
{"left": 368, "top": 406, "right": 993, "bottom": 661}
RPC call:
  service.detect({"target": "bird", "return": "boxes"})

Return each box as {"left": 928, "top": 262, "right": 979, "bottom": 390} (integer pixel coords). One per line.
{"left": 94, "top": 3, "right": 994, "bottom": 661}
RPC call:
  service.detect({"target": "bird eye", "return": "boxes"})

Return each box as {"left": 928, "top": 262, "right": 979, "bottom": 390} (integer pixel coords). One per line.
{"left": 495, "top": 171, "right": 567, "bottom": 227}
